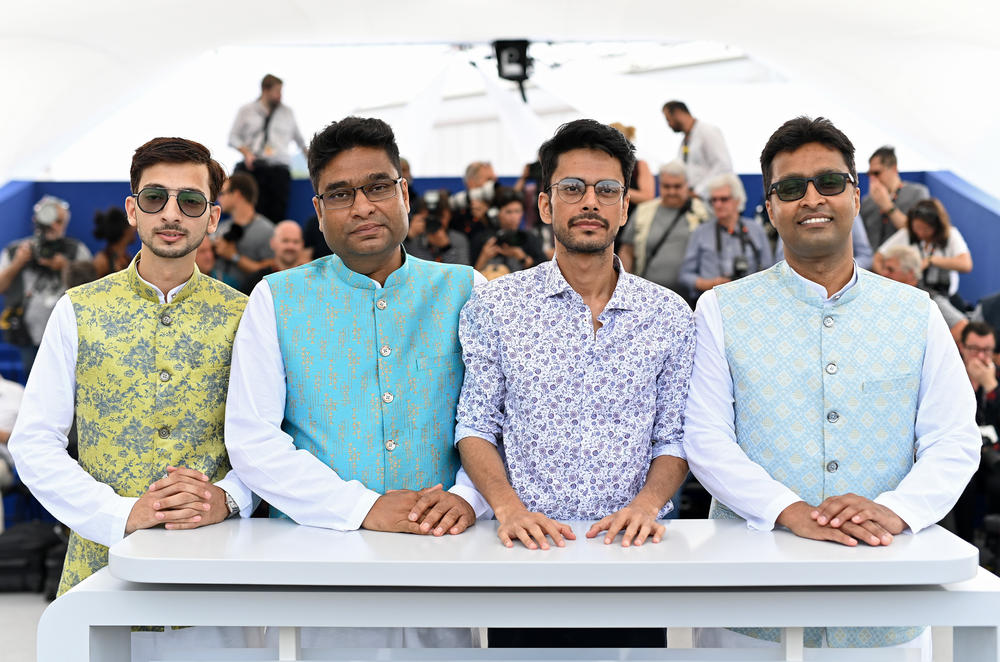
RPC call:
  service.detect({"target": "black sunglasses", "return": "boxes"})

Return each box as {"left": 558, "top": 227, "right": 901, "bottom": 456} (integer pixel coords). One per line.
{"left": 768, "top": 173, "right": 854, "bottom": 202}
{"left": 132, "top": 187, "right": 211, "bottom": 218}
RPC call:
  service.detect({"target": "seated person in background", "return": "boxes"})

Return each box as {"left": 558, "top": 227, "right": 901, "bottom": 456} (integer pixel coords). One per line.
{"left": 473, "top": 192, "right": 546, "bottom": 279}
{"left": 679, "top": 173, "right": 773, "bottom": 300}
{"left": 619, "top": 161, "right": 710, "bottom": 302}
{"left": 609, "top": 122, "right": 656, "bottom": 212}
{"left": 244, "top": 220, "right": 307, "bottom": 291}
{"left": 195, "top": 236, "right": 240, "bottom": 289}
{"left": 880, "top": 244, "right": 968, "bottom": 343}
{"left": 92, "top": 206, "right": 136, "bottom": 278}
{"left": 213, "top": 172, "right": 275, "bottom": 293}
{"left": 861, "top": 145, "right": 930, "bottom": 249}
{"left": 874, "top": 198, "right": 972, "bottom": 299}
{"left": 404, "top": 191, "right": 470, "bottom": 265}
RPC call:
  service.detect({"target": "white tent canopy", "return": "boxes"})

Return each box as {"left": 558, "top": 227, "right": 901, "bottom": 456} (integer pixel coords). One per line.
{"left": 5, "top": 1, "right": 999, "bottom": 199}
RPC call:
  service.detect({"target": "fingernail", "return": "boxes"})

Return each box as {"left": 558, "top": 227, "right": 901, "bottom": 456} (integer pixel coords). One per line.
{"left": 434, "top": 527, "right": 443, "bottom": 535}
{"left": 150, "top": 483, "right": 157, "bottom": 490}
{"left": 194, "top": 516, "right": 201, "bottom": 521}
{"left": 831, "top": 518, "right": 840, "bottom": 526}
{"left": 204, "top": 491, "right": 211, "bottom": 498}
{"left": 153, "top": 502, "right": 160, "bottom": 509}
{"left": 155, "top": 512, "right": 164, "bottom": 519}
{"left": 408, "top": 513, "right": 417, "bottom": 521}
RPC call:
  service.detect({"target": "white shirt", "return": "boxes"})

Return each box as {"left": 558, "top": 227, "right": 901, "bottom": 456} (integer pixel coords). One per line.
{"left": 226, "top": 272, "right": 490, "bottom": 531}
{"left": 878, "top": 226, "right": 970, "bottom": 295}
{"left": 679, "top": 120, "right": 734, "bottom": 199}
{"left": 228, "top": 100, "right": 307, "bottom": 167}
{"left": 683, "top": 264, "right": 980, "bottom": 533}
{"left": 8, "top": 273, "right": 254, "bottom": 548}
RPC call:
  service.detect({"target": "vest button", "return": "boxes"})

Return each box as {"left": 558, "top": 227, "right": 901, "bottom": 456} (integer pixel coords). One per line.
{"left": 160, "top": 313, "right": 173, "bottom": 326}
{"left": 380, "top": 345, "right": 391, "bottom": 357}
{"left": 376, "top": 299, "right": 388, "bottom": 310}
{"left": 826, "top": 460, "right": 839, "bottom": 473}
{"left": 385, "top": 439, "right": 397, "bottom": 451}
{"left": 825, "top": 362, "right": 838, "bottom": 375}
{"left": 827, "top": 411, "right": 839, "bottom": 423}
{"left": 159, "top": 370, "right": 170, "bottom": 382}
{"left": 158, "top": 426, "right": 170, "bottom": 439}
{"left": 382, "top": 392, "right": 394, "bottom": 403}
{"left": 823, "top": 316, "right": 834, "bottom": 328}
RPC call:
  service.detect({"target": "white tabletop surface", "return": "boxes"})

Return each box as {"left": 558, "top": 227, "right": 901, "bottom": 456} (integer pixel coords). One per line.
{"left": 109, "top": 518, "right": 978, "bottom": 588}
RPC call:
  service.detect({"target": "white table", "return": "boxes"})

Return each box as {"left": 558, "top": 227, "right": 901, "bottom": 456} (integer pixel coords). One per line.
{"left": 36, "top": 518, "right": 1000, "bottom": 661}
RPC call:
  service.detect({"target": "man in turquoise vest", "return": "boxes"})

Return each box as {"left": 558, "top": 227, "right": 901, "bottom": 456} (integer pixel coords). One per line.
{"left": 9, "top": 137, "right": 255, "bottom": 654}
{"left": 683, "top": 116, "right": 980, "bottom": 655}
{"left": 225, "top": 116, "right": 486, "bottom": 647}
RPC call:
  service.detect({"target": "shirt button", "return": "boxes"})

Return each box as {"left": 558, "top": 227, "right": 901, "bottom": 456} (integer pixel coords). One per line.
{"left": 380, "top": 345, "right": 391, "bottom": 357}
{"left": 826, "top": 460, "right": 839, "bottom": 473}
{"left": 827, "top": 411, "right": 839, "bottom": 423}
{"left": 160, "top": 313, "right": 173, "bottom": 326}
{"left": 385, "top": 439, "right": 397, "bottom": 452}
{"left": 158, "top": 370, "right": 170, "bottom": 382}
{"left": 382, "top": 392, "right": 394, "bottom": 404}
{"left": 158, "top": 426, "right": 170, "bottom": 439}
{"left": 825, "top": 362, "right": 838, "bottom": 375}
{"left": 376, "top": 299, "right": 387, "bottom": 310}
{"left": 823, "top": 316, "right": 834, "bottom": 328}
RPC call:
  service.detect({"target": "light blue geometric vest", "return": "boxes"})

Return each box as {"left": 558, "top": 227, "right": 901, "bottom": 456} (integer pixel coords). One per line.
{"left": 264, "top": 253, "right": 474, "bottom": 512}
{"left": 713, "top": 261, "right": 928, "bottom": 648}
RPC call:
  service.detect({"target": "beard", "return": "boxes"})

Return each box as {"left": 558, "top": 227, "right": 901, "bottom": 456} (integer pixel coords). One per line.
{"left": 552, "top": 212, "right": 615, "bottom": 255}
{"left": 139, "top": 224, "right": 204, "bottom": 260}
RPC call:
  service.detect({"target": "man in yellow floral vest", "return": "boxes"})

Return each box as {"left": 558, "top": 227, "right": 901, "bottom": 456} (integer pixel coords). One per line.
{"left": 10, "top": 138, "right": 254, "bottom": 638}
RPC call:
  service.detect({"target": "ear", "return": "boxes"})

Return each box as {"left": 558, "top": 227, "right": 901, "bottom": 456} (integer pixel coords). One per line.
{"left": 207, "top": 204, "right": 221, "bottom": 235}
{"left": 852, "top": 182, "right": 861, "bottom": 217}
{"left": 764, "top": 196, "right": 773, "bottom": 224}
{"left": 537, "top": 190, "right": 553, "bottom": 226}
{"left": 124, "top": 195, "right": 138, "bottom": 228}
{"left": 312, "top": 196, "right": 324, "bottom": 232}
{"left": 619, "top": 192, "right": 631, "bottom": 228}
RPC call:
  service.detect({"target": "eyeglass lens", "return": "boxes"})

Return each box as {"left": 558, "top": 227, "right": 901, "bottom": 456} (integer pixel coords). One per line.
{"left": 553, "top": 178, "right": 624, "bottom": 205}
{"left": 321, "top": 180, "right": 399, "bottom": 209}
{"left": 773, "top": 173, "right": 851, "bottom": 202}
{"left": 137, "top": 188, "right": 209, "bottom": 217}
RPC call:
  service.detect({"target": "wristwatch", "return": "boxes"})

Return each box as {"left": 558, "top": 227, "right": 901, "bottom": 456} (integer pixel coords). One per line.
{"left": 223, "top": 490, "right": 239, "bottom": 519}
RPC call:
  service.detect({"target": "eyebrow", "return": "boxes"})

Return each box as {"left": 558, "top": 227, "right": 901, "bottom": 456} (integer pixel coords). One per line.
{"left": 323, "top": 172, "right": 396, "bottom": 192}
{"left": 773, "top": 168, "right": 844, "bottom": 180}
{"left": 142, "top": 183, "right": 209, "bottom": 196}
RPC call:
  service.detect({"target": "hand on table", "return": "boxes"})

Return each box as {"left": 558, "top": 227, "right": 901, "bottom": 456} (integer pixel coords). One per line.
{"left": 586, "top": 503, "right": 665, "bottom": 547}
{"left": 494, "top": 507, "right": 575, "bottom": 550}
{"left": 776, "top": 501, "right": 861, "bottom": 547}
{"left": 126, "top": 465, "right": 227, "bottom": 534}
{"left": 811, "top": 493, "right": 905, "bottom": 546}
{"left": 406, "top": 484, "right": 475, "bottom": 536}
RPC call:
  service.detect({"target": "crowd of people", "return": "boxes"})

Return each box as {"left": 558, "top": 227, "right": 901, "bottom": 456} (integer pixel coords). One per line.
{"left": 0, "top": 72, "right": 996, "bottom": 659}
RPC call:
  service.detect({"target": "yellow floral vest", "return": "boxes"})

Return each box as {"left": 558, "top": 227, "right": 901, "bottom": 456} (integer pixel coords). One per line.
{"left": 58, "top": 255, "right": 247, "bottom": 596}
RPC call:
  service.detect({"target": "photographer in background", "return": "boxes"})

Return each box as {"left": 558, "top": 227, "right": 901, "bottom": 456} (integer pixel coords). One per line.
{"left": 678, "top": 173, "right": 772, "bottom": 302}
{"left": 0, "top": 196, "right": 91, "bottom": 374}
{"left": 405, "top": 190, "right": 470, "bottom": 265}
{"left": 473, "top": 192, "right": 546, "bottom": 280}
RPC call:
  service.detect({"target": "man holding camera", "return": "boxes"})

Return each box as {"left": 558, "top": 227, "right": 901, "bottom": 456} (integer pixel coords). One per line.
{"left": 0, "top": 196, "right": 91, "bottom": 374}
{"left": 678, "top": 173, "right": 772, "bottom": 301}
{"left": 473, "top": 194, "right": 546, "bottom": 278}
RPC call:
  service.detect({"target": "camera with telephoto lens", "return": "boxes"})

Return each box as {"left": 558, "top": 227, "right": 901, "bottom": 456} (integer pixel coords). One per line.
{"left": 922, "top": 264, "right": 951, "bottom": 296}
{"left": 495, "top": 229, "right": 525, "bottom": 248}
{"left": 732, "top": 255, "right": 750, "bottom": 280}
{"left": 421, "top": 191, "right": 444, "bottom": 234}
{"left": 31, "top": 196, "right": 70, "bottom": 261}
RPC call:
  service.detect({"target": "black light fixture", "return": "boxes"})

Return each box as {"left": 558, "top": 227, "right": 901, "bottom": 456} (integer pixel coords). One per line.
{"left": 493, "top": 40, "right": 532, "bottom": 102}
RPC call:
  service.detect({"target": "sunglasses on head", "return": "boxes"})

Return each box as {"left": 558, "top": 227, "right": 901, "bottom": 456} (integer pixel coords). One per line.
{"left": 768, "top": 172, "right": 854, "bottom": 202}
{"left": 132, "top": 187, "right": 210, "bottom": 218}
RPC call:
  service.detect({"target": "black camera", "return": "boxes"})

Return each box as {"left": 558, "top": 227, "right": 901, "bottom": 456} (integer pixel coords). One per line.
{"left": 922, "top": 265, "right": 951, "bottom": 296}
{"left": 732, "top": 256, "right": 750, "bottom": 280}
{"left": 32, "top": 235, "right": 68, "bottom": 261}
{"left": 495, "top": 230, "right": 525, "bottom": 248}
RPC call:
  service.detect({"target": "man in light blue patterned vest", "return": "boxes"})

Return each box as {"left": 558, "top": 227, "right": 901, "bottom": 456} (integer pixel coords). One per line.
{"left": 225, "top": 116, "right": 486, "bottom": 649}
{"left": 683, "top": 116, "right": 980, "bottom": 656}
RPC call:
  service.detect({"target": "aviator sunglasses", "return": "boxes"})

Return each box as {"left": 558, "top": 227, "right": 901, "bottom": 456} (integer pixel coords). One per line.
{"left": 768, "top": 172, "right": 854, "bottom": 202}
{"left": 132, "top": 187, "right": 211, "bottom": 217}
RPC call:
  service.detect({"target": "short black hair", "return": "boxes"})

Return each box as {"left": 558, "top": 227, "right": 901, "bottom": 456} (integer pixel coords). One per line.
{"left": 760, "top": 116, "right": 857, "bottom": 195}
{"left": 962, "top": 321, "right": 996, "bottom": 345}
{"left": 537, "top": 119, "right": 636, "bottom": 192}
{"left": 261, "top": 74, "right": 282, "bottom": 91}
{"left": 130, "top": 137, "right": 226, "bottom": 200}
{"left": 870, "top": 145, "right": 897, "bottom": 169}
{"left": 662, "top": 100, "right": 690, "bottom": 115}
{"left": 307, "top": 117, "right": 401, "bottom": 193}
{"left": 227, "top": 172, "right": 259, "bottom": 208}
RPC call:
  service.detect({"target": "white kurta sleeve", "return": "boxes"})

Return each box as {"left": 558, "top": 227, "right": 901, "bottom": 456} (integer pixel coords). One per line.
{"left": 873, "top": 303, "right": 980, "bottom": 532}
{"left": 682, "top": 291, "right": 801, "bottom": 530}
{"left": 8, "top": 296, "right": 138, "bottom": 546}
{"left": 224, "top": 280, "right": 381, "bottom": 530}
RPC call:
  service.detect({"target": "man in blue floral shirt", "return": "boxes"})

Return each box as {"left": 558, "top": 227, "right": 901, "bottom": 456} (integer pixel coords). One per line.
{"left": 454, "top": 119, "right": 695, "bottom": 647}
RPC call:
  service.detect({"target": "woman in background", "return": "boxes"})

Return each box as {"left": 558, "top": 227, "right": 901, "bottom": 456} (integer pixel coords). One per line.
{"left": 92, "top": 206, "right": 135, "bottom": 278}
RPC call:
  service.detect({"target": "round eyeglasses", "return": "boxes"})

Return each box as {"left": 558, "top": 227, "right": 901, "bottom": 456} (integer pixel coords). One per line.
{"left": 132, "top": 187, "right": 211, "bottom": 218}
{"left": 546, "top": 178, "right": 625, "bottom": 205}
{"left": 317, "top": 178, "right": 402, "bottom": 210}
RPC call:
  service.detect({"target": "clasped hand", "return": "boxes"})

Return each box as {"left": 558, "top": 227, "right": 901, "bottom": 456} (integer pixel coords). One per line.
{"left": 362, "top": 484, "right": 475, "bottom": 536}
{"left": 125, "top": 465, "right": 228, "bottom": 534}
{"left": 779, "top": 494, "right": 906, "bottom": 547}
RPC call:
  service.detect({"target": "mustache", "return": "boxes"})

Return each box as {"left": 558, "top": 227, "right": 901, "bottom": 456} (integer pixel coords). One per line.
{"left": 155, "top": 224, "right": 187, "bottom": 234}
{"left": 568, "top": 212, "right": 609, "bottom": 228}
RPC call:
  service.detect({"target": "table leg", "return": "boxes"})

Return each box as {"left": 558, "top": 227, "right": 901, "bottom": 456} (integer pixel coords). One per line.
{"left": 781, "top": 627, "right": 804, "bottom": 661}
{"left": 278, "top": 626, "right": 301, "bottom": 660}
{"left": 954, "top": 626, "right": 1000, "bottom": 662}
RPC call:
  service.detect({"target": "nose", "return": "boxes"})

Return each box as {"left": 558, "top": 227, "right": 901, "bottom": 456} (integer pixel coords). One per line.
{"left": 800, "top": 180, "right": 827, "bottom": 206}
{"left": 349, "top": 188, "right": 377, "bottom": 216}
{"left": 579, "top": 184, "right": 601, "bottom": 210}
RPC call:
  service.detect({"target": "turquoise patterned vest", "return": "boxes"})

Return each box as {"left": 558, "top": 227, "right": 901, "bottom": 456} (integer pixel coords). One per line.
{"left": 61, "top": 256, "right": 246, "bottom": 596}
{"left": 265, "top": 253, "right": 474, "bottom": 512}
{"left": 713, "top": 261, "right": 928, "bottom": 648}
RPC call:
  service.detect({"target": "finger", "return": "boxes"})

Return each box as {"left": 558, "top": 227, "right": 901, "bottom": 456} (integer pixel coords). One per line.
{"left": 540, "top": 520, "right": 568, "bottom": 548}
{"left": 841, "top": 521, "right": 887, "bottom": 547}
{"left": 407, "top": 492, "right": 441, "bottom": 524}
{"left": 828, "top": 504, "right": 863, "bottom": 528}
{"left": 527, "top": 523, "right": 551, "bottom": 550}
{"left": 851, "top": 518, "right": 894, "bottom": 545}
{"left": 622, "top": 518, "right": 643, "bottom": 547}
{"left": 632, "top": 521, "right": 653, "bottom": 546}
{"left": 418, "top": 501, "right": 451, "bottom": 533}
{"left": 419, "top": 484, "right": 444, "bottom": 494}
{"left": 150, "top": 473, "right": 213, "bottom": 493}
{"left": 154, "top": 507, "right": 203, "bottom": 523}
{"left": 152, "top": 492, "right": 206, "bottom": 510}
{"left": 558, "top": 523, "right": 577, "bottom": 540}
{"left": 163, "top": 466, "right": 209, "bottom": 481}
{"left": 586, "top": 515, "right": 612, "bottom": 539}
{"left": 497, "top": 527, "right": 515, "bottom": 548}
{"left": 650, "top": 522, "right": 666, "bottom": 544}
{"left": 449, "top": 512, "right": 474, "bottom": 535}
{"left": 821, "top": 525, "right": 859, "bottom": 547}
{"left": 515, "top": 527, "right": 538, "bottom": 550}
{"left": 433, "top": 508, "right": 461, "bottom": 536}
{"left": 600, "top": 514, "right": 628, "bottom": 545}
{"left": 148, "top": 481, "right": 213, "bottom": 501}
